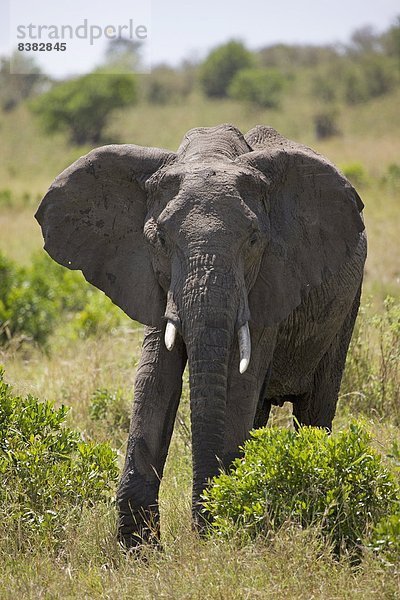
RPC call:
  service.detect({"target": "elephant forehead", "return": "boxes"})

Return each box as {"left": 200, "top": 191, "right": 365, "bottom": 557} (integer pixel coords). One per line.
{"left": 160, "top": 188, "right": 257, "bottom": 239}
{"left": 177, "top": 124, "right": 250, "bottom": 161}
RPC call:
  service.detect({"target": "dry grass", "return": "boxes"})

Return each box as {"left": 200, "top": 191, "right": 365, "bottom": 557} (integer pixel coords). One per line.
{"left": 1, "top": 322, "right": 399, "bottom": 599}
{"left": 0, "top": 507, "right": 399, "bottom": 599}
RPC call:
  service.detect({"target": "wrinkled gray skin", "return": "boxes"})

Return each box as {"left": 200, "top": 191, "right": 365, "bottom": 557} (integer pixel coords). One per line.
{"left": 36, "top": 124, "right": 366, "bottom": 548}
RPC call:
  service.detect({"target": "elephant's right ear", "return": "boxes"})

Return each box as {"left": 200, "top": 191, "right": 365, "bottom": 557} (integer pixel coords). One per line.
{"left": 35, "top": 144, "right": 176, "bottom": 326}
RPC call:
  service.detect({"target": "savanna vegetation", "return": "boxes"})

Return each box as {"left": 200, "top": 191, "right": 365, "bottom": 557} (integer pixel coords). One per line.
{"left": 0, "top": 17, "right": 399, "bottom": 599}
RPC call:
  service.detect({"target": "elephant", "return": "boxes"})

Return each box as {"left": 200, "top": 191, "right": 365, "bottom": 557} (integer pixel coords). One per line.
{"left": 35, "top": 124, "right": 366, "bottom": 548}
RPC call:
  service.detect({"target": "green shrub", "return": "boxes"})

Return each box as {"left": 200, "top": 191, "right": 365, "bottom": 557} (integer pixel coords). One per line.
{"left": 89, "top": 388, "right": 130, "bottom": 434}
{"left": 362, "top": 54, "right": 397, "bottom": 99}
{"left": 382, "top": 163, "right": 400, "bottom": 189}
{"left": 342, "top": 63, "right": 369, "bottom": 104}
{"left": 0, "top": 189, "right": 14, "bottom": 207}
{"left": 340, "top": 162, "right": 368, "bottom": 187}
{"left": 0, "top": 253, "right": 16, "bottom": 306}
{"left": 203, "top": 424, "right": 399, "bottom": 554}
{"left": 199, "top": 41, "right": 254, "bottom": 98}
{"left": 68, "top": 291, "right": 125, "bottom": 339}
{"left": 342, "top": 56, "right": 397, "bottom": 105}
{"left": 143, "top": 66, "right": 194, "bottom": 105}
{"left": 370, "top": 513, "right": 400, "bottom": 564}
{"left": 30, "top": 73, "right": 136, "bottom": 145}
{"left": 311, "top": 73, "right": 337, "bottom": 102}
{"left": 229, "top": 68, "right": 286, "bottom": 108}
{"left": 0, "top": 253, "right": 83, "bottom": 346}
{"left": 5, "top": 277, "right": 59, "bottom": 345}
{"left": 0, "top": 251, "right": 128, "bottom": 347}
{"left": 0, "top": 368, "right": 118, "bottom": 546}
{"left": 341, "top": 297, "right": 400, "bottom": 424}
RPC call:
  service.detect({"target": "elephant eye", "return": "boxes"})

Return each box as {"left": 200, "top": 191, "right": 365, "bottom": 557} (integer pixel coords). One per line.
{"left": 249, "top": 232, "right": 259, "bottom": 247}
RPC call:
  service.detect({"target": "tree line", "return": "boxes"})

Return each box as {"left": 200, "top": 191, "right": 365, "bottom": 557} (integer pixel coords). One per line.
{"left": 0, "top": 18, "right": 399, "bottom": 144}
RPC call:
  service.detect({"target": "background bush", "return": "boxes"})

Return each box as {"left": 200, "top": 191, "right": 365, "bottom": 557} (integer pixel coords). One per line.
{"left": 143, "top": 65, "right": 194, "bottom": 105}
{"left": 340, "top": 162, "right": 368, "bottom": 187}
{"left": 229, "top": 68, "right": 287, "bottom": 108}
{"left": 199, "top": 40, "right": 254, "bottom": 98}
{"left": 203, "top": 424, "right": 399, "bottom": 555}
{"left": 0, "top": 252, "right": 129, "bottom": 347}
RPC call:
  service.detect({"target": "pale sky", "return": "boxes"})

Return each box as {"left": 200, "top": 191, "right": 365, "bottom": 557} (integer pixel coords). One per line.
{"left": 1, "top": 0, "right": 399, "bottom": 77}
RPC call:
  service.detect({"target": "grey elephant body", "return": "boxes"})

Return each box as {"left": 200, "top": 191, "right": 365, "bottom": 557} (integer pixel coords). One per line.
{"left": 36, "top": 124, "right": 366, "bottom": 547}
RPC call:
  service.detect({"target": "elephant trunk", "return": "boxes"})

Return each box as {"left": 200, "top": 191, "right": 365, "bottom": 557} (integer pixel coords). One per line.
{"left": 170, "top": 253, "right": 249, "bottom": 522}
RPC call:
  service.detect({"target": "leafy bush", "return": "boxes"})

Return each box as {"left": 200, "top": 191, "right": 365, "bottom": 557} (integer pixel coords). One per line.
{"left": 0, "top": 251, "right": 128, "bottom": 347}
{"left": 199, "top": 41, "right": 254, "bottom": 98}
{"left": 0, "top": 189, "right": 41, "bottom": 209}
{"left": 143, "top": 65, "right": 194, "bottom": 104}
{"left": 311, "top": 72, "right": 337, "bottom": 102}
{"left": 229, "top": 68, "right": 287, "bottom": 108}
{"left": 342, "top": 58, "right": 394, "bottom": 105}
{"left": 89, "top": 388, "right": 130, "bottom": 435}
{"left": 341, "top": 297, "right": 400, "bottom": 424}
{"left": 0, "top": 252, "right": 81, "bottom": 345}
{"left": 0, "top": 368, "right": 118, "bottom": 546}
{"left": 68, "top": 291, "right": 125, "bottom": 339}
{"left": 203, "top": 424, "right": 399, "bottom": 554}
{"left": 342, "top": 62, "right": 370, "bottom": 105}
{"left": 30, "top": 73, "right": 136, "bottom": 145}
{"left": 0, "top": 253, "right": 16, "bottom": 307}
{"left": 382, "top": 163, "right": 400, "bottom": 189}
{"left": 370, "top": 513, "right": 400, "bottom": 564}
{"left": 340, "top": 162, "right": 368, "bottom": 187}
{"left": 361, "top": 54, "right": 397, "bottom": 99}
{"left": 0, "top": 189, "right": 14, "bottom": 207}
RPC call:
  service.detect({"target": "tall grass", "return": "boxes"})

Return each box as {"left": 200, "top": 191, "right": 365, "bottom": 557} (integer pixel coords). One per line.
{"left": 341, "top": 298, "right": 400, "bottom": 423}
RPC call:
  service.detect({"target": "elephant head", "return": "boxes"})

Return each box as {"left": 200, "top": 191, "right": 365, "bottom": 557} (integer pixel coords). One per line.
{"left": 36, "top": 124, "right": 364, "bottom": 507}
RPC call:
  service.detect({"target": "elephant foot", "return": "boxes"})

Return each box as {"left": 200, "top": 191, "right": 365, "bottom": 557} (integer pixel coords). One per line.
{"left": 192, "top": 501, "right": 213, "bottom": 536}
{"left": 117, "top": 502, "right": 161, "bottom": 551}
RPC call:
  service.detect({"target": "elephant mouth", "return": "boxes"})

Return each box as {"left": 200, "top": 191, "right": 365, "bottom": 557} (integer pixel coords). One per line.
{"left": 164, "top": 317, "right": 251, "bottom": 374}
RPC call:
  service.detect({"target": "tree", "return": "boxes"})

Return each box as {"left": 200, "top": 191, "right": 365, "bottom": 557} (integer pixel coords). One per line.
{"left": 199, "top": 40, "right": 254, "bottom": 98}
{"left": 229, "top": 68, "right": 286, "bottom": 108}
{"left": 104, "top": 38, "right": 142, "bottom": 72}
{"left": 143, "top": 65, "right": 193, "bottom": 104}
{"left": 349, "top": 26, "right": 381, "bottom": 55}
{"left": 258, "top": 43, "right": 339, "bottom": 70}
{"left": 30, "top": 73, "right": 136, "bottom": 145}
{"left": 382, "top": 16, "right": 400, "bottom": 69}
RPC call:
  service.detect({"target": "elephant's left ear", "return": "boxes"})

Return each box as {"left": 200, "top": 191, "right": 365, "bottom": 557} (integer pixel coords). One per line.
{"left": 236, "top": 129, "right": 365, "bottom": 326}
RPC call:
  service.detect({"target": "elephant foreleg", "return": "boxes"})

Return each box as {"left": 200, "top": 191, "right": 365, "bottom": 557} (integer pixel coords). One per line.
{"left": 117, "top": 325, "right": 187, "bottom": 549}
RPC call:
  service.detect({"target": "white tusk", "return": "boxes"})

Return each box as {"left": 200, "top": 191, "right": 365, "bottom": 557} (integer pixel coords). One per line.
{"left": 238, "top": 322, "right": 251, "bottom": 374}
{"left": 165, "top": 320, "right": 177, "bottom": 351}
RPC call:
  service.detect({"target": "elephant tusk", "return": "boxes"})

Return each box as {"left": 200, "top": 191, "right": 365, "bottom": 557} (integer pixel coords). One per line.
{"left": 238, "top": 322, "right": 251, "bottom": 374}
{"left": 165, "top": 320, "right": 177, "bottom": 351}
